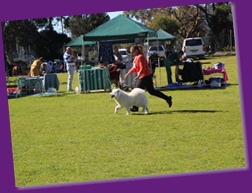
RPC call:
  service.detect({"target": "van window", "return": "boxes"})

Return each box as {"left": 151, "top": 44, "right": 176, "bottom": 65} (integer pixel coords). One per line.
{"left": 119, "top": 50, "right": 127, "bottom": 55}
{"left": 185, "top": 39, "right": 202, "bottom": 46}
{"left": 149, "top": 46, "right": 164, "bottom": 51}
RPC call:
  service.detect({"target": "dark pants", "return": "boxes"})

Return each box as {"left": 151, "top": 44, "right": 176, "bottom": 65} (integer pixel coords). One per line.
{"left": 165, "top": 61, "right": 173, "bottom": 84}
{"left": 134, "top": 75, "right": 170, "bottom": 101}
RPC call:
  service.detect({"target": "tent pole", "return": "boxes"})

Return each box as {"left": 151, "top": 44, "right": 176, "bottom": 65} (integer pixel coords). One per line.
{"left": 63, "top": 43, "right": 66, "bottom": 71}
{"left": 157, "top": 38, "right": 161, "bottom": 87}
{"left": 146, "top": 34, "right": 149, "bottom": 64}
{"left": 82, "top": 37, "right": 85, "bottom": 66}
{"left": 97, "top": 41, "right": 100, "bottom": 62}
{"left": 81, "top": 37, "right": 85, "bottom": 92}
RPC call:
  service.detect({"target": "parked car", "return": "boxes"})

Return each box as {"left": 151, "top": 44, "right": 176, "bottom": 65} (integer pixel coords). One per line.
{"left": 148, "top": 45, "right": 165, "bottom": 57}
{"left": 119, "top": 48, "right": 132, "bottom": 63}
{"left": 182, "top": 37, "right": 205, "bottom": 58}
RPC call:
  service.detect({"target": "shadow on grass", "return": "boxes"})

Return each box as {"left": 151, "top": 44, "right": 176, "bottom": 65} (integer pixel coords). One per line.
{"left": 139, "top": 109, "right": 226, "bottom": 115}
{"left": 132, "top": 111, "right": 172, "bottom": 115}
{"left": 172, "top": 109, "right": 226, "bottom": 113}
{"left": 228, "top": 83, "right": 239, "bottom": 87}
{"left": 158, "top": 83, "right": 240, "bottom": 91}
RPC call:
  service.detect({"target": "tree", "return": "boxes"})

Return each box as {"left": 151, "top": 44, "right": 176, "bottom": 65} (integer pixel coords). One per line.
{"left": 123, "top": 3, "right": 234, "bottom": 51}
{"left": 2, "top": 18, "right": 71, "bottom": 62}
{"left": 2, "top": 20, "right": 40, "bottom": 61}
{"left": 148, "top": 15, "right": 180, "bottom": 36}
{"left": 36, "top": 30, "right": 70, "bottom": 60}
{"left": 64, "top": 13, "right": 110, "bottom": 38}
{"left": 197, "top": 2, "right": 234, "bottom": 51}
{"left": 123, "top": 9, "right": 156, "bottom": 24}
{"left": 170, "top": 6, "right": 207, "bottom": 39}
{"left": 123, "top": 6, "right": 208, "bottom": 41}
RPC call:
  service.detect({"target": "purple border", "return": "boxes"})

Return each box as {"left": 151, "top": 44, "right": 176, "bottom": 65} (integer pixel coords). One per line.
{"left": 1, "top": 0, "right": 251, "bottom": 193}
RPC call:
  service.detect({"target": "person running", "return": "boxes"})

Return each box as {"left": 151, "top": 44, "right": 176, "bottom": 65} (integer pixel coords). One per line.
{"left": 124, "top": 45, "right": 172, "bottom": 112}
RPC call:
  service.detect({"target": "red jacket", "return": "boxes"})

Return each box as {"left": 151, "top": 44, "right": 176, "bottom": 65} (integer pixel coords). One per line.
{"left": 128, "top": 54, "right": 152, "bottom": 79}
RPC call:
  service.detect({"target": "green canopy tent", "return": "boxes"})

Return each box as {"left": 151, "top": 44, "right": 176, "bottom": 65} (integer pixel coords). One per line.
{"left": 82, "top": 14, "right": 157, "bottom": 64}
{"left": 83, "top": 14, "right": 157, "bottom": 41}
{"left": 146, "top": 29, "right": 176, "bottom": 52}
{"left": 146, "top": 29, "right": 176, "bottom": 41}
{"left": 65, "top": 35, "right": 96, "bottom": 65}
{"left": 82, "top": 15, "right": 163, "bottom": 84}
{"left": 65, "top": 35, "right": 96, "bottom": 47}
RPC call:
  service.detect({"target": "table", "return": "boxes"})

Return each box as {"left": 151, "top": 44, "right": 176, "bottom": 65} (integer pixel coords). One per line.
{"left": 203, "top": 68, "right": 228, "bottom": 82}
{"left": 17, "top": 74, "right": 60, "bottom": 96}
{"left": 78, "top": 67, "right": 111, "bottom": 92}
{"left": 43, "top": 73, "right": 60, "bottom": 91}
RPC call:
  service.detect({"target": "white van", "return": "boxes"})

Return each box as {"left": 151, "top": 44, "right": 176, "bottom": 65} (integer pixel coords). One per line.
{"left": 182, "top": 37, "right": 205, "bottom": 58}
{"left": 119, "top": 48, "right": 132, "bottom": 63}
{"left": 148, "top": 45, "right": 165, "bottom": 58}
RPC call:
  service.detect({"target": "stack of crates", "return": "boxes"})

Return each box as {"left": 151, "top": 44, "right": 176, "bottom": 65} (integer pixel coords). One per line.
{"left": 17, "top": 76, "right": 43, "bottom": 96}
{"left": 78, "top": 66, "right": 111, "bottom": 92}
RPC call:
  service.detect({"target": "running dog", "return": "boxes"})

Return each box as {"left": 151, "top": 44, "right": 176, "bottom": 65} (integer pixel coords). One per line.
{"left": 110, "top": 88, "right": 149, "bottom": 115}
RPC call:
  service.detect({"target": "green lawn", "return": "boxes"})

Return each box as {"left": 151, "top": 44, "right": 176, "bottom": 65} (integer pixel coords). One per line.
{"left": 7, "top": 55, "right": 246, "bottom": 187}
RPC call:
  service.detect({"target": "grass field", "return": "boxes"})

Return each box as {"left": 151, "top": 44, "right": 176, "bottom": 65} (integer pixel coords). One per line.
{"left": 7, "top": 55, "right": 246, "bottom": 187}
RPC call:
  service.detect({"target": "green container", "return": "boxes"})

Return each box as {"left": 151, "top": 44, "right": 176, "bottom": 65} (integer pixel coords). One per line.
{"left": 79, "top": 65, "right": 92, "bottom": 70}
{"left": 78, "top": 68, "right": 111, "bottom": 91}
{"left": 78, "top": 70, "right": 91, "bottom": 91}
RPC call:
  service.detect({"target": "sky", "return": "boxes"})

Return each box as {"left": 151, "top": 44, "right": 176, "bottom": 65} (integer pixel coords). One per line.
{"left": 55, "top": 11, "right": 124, "bottom": 36}
{"left": 107, "top": 11, "right": 123, "bottom": 19}
{"left": 57, "top": 11, "right": 137, "bottom": 37}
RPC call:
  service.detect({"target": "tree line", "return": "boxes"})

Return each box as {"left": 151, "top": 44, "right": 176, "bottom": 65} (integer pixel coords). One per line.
{"left": 2, "top": 13, "right": 109, "bottom": 64}
{"left": 2, "top": 2, "right": 233, "bottom": 66}
{"left": 124, "top": 2, "right": 234, "bottom": 52}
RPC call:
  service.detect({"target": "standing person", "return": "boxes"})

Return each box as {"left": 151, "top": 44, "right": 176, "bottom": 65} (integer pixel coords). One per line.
{"left": 30, "top": 57, "right": 44, "bottom": 76}
{"left": 63, "top": 47, "right": 75, "bottom": 91}
{"left": 164, "top": 50, "right": 184, "bottom": 85}
{"left": 113, "top": 45, "right": 123, "bottom": 64}
{"left": 124, "top": 45, "right": 172, "bottom": 112}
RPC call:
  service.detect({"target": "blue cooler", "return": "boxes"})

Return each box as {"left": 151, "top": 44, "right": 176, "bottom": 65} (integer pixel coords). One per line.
{"left": 209, "top": 77, "right": 222, "bottom": 88}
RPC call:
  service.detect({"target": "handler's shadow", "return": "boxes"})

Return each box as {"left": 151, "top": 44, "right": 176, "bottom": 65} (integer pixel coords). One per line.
{"left": 147, "top": 109, "right": 226, "bottom": 115}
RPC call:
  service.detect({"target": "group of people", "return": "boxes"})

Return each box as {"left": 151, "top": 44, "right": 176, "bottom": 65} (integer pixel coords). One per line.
{"left": 62, "top": 45, "right": 184, "bottom": 112}
{"left": 29, "top": 57, "right": 54, "bottom": 76}
{"left": 63, "top": 45, "right": 125, "bottom": 92}
{"left": 28, "top": 47, "right": 76, "bottom": 92}
{"left": 27, "top": 45, "right": 182, "bottom": 112}
{"left": 29, "top": 45, "right": 183, "bottom": 112}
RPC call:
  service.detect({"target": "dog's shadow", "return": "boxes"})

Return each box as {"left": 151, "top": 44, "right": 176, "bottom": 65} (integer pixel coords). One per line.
{"left": 133, "top": 109, "right": 226, "bottom": 115}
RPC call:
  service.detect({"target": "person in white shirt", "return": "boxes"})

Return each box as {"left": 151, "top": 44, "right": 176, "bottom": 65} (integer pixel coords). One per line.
{"left": 63, "top": 47, "right": 75, "bottom": 91}
{"left": 41, "top": 62, "right": 53, "bottom": 75}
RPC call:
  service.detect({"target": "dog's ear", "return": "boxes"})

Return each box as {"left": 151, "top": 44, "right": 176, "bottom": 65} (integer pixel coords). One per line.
{"left": 116, "top": 89, "right": 121, "bottom": 97}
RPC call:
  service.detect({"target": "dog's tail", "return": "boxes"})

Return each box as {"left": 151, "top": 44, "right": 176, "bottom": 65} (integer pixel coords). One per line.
{"left": 129, "top": 88, "right": 145, "bottom": 97}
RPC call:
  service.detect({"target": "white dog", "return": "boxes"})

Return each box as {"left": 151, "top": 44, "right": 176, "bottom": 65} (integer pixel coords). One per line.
{"left": 110, "top": 88, "right": 149, "bottom": 115}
